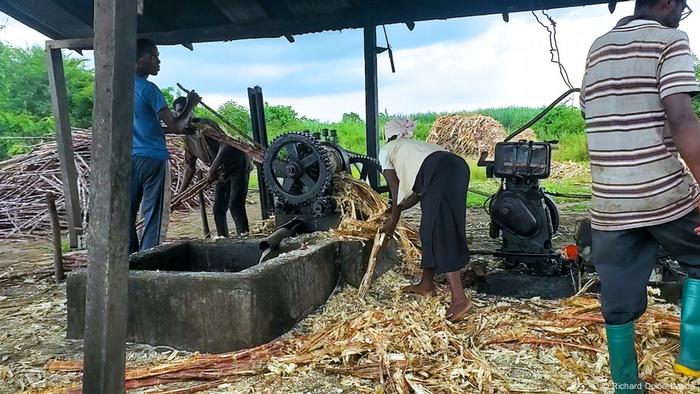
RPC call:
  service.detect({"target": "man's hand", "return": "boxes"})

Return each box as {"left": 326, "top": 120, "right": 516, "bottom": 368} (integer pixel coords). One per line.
{"left": 187, "top": 90, "right": 202, "bottom": 107}
{"left": 206, "top": 168, "right": 218, "bottom": 184}
{"left": 382, "top": 212, "right": 399, "bottom": 238}
{"left": 183, "top": 123, "right": 197, "bottom": 135}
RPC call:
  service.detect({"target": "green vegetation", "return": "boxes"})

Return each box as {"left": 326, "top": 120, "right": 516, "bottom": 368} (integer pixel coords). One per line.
{"left": 2, "top": 37, "right": 698, "bottom": 174}
{"left": 0, "top": 40, "right": 94, "bottom": 160}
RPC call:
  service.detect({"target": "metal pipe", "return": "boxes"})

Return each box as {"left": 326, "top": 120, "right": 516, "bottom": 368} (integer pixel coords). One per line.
{"left": 258, "top": 218, "right": 305, "bottom": 252}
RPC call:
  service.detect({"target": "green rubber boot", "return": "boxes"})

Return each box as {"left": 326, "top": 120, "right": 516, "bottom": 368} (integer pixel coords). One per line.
{"left": 674, "top": 278, "right": 700, "bottom": 377}
{"left": 606, "top": 322, "right": 644, "bottom": 393}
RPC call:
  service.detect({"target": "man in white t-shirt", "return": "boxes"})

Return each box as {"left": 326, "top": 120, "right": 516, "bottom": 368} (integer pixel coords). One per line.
{"left": 380, "top": 119, "right": 472, "bottom": 322}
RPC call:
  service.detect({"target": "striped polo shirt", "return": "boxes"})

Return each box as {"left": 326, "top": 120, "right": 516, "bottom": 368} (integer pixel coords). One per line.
{"left": 581, "top": 19, "right": 700, "bottom": 231}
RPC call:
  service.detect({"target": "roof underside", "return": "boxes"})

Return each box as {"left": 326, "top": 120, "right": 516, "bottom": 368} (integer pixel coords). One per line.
{"left": 0, "top": 0, "right": 626, "bottom": 47}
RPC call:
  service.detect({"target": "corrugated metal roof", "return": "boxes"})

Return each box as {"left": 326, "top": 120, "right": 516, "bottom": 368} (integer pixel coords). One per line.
{"left": 0, "top": 0, "right": 627, "bottom": 47}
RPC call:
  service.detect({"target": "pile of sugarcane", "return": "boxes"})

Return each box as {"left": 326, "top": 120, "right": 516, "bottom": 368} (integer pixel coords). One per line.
{"left": 426, "top": 114, "right": 537, "bottom": 159}
{"left": 332, "top": 174, "right": 422, "bottom": 276}
{"left": 0, "top": 129, "right": 213, "bottom": 238}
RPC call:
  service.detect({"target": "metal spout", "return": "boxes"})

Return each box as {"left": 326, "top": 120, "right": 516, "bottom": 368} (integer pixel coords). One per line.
{"left": 258, "top": 218, "right": 305, "bottom": 253}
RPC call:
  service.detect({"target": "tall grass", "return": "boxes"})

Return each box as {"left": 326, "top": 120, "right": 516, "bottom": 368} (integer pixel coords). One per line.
{"left": 215, "top": 101, "right": 589, "bottom": 164}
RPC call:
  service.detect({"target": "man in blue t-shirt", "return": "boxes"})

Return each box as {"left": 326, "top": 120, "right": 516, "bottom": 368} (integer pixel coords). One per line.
{"left": 130, "top": 39, "right": 201, "bottom": 253}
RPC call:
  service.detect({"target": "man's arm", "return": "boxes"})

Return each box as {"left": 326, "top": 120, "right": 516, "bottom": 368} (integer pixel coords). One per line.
{"left": 384, "top": 169, "right": 400, "bottom": 213}
{"left": 382, "top": 169, "right": 401, "bottom": 236}
{"left": 665, "top": 93, "right": 700, "bottom": 181}
{"left": 207, "top": 143, "right": 234, "bottom": 183}
{"left": 179, "top": 148, "right": 197, "bottom": 193}
{"left": 160, "top": 91, "right": 201, "bottom": 134}
{"left": 399, "top": 193, "right": 421, "bottom": 211}
{"left": 664, "top": 93, "right": 700, "bottom": 234}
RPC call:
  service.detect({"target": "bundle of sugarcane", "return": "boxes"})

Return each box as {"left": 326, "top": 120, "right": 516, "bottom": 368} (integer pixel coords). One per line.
{"left": 0, "top": 130, "right": 92, "bottom": 237}
{"left": 331, "top": 174, "right": 422, "bottom": 274}
{"left": 0, "top": 130, "right": 213, "bottom": 238}
{"left": 61, "top": 250, "right": 88, "bottom": 272}
{"left": 190, "top": 120, "right": 265, "bottom": 164}
{"left": 45, "top": 341, "right": 290, "bottom": 393}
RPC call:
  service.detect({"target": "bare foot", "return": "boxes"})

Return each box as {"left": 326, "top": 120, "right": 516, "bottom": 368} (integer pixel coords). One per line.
{"left": 446, "top": 299, "right": 473, "bottom": 322}
{"left": 401, "top": 283, "right": 436, "bottom": 296}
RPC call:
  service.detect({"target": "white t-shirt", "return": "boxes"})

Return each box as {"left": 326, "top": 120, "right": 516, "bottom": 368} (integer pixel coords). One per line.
{"left": 378, "top": 138, "right": 446, "bottom": 204}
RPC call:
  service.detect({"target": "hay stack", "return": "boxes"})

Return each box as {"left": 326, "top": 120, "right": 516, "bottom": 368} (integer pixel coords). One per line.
{"left": 426, "top": 114, "right": 538, "bottom": 159}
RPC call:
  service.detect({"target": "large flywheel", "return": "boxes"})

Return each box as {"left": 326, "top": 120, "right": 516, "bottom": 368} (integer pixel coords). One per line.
{"left": 263, "top": 133, "right": 333, "bottom": 206}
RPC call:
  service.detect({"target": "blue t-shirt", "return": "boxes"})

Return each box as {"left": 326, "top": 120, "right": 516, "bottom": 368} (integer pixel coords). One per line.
{"left": 132, "top": 75, "right": 168, "bottom": 160}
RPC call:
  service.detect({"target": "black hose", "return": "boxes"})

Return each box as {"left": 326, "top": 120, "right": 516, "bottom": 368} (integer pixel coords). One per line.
{"left": 504, "top": 88, "right": 581, "bottom": 142}
{"left": 543, "top": 190, "right": 591, "bottom": 199}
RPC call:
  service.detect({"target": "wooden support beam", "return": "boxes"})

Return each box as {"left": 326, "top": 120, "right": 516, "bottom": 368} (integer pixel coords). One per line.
{"left": 363, "top": 25, "right": 379, "bottom": 189}
{"left": 46, "top": 47, "right": 82, "bottom": 248}
{"left": 46, "top": 192, "right": 65, "bottom": 283}
{"left": 82, "top": 0, "right": 137, "bottom": 391}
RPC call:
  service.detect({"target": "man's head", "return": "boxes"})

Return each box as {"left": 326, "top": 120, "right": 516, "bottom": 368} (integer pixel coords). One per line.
{"left": 136, "top": 39, "right": 160, "bottom": 76}
{"left": 635, "top": 0, "right": 691, "bottom": 28}
{"left": 383, "top": 118, "right": 417, "bottom": 142}
{"left": 172, "top": 96, "right": 187, "bottom": 116}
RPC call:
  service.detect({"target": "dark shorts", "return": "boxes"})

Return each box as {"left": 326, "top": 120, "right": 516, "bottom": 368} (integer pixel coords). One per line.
{"left": 593, "top": 208, "right": 700, "bottom": 324}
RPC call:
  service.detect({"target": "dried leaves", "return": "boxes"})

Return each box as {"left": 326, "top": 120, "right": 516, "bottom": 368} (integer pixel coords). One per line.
{"left": 426, "top": 115, "right": 527, "bottom": 160}
{"left": 36, "top": 273, "right": 700, "bottom": 394}
{"left": 332, "top": 174, "right": 422, "bottom": 276}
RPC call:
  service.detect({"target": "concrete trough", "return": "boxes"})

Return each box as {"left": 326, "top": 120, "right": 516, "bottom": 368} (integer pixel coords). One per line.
{"left": 67, "top": 235, "right": 397, "bottom": 353}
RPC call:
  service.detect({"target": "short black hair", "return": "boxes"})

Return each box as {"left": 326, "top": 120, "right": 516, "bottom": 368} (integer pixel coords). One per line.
{"left": 635, "top": 0, "right": 663, "bottom": 9}
{"left": 136, "top": 38, "right": 157, "bottom": 59}
{"left": 172, "top": 96, "right": 187, "bottom": 110}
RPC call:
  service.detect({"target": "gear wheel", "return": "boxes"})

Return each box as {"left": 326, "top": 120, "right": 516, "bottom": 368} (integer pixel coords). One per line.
{"left": 348, "top": 154, "right": 382, "bottom": 182}
{"left": 346, "top": 152, "right": 387, "bottom": 193}
{"left": 263, "top": 132, "right": 333, "bottom": 206}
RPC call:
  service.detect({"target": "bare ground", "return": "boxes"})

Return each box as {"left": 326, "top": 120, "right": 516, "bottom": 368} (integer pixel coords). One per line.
{"left": 0, "top": 194, "right": 599, "bottom": 393}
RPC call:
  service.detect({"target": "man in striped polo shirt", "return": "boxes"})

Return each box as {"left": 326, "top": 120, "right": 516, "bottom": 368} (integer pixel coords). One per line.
{"left": 581, "top": 0, "right": 700, "bottom": 391}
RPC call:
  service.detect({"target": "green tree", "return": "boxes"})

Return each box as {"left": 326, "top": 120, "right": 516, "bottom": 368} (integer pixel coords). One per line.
{"left": 161, "top": 87, "right": 177, "bottom": 107}
{"left": 341, "top": 112, "right": 363, "bottom": 123}
{"left": 216, "top": 100, "right": 252, "bottom": 136}
{"left": 0, "top": 41, "right": 94, "bottom": 159}
{"left": 264, "top": 103, "right": 299, "bottom": 132}
{"left": 530, "top": 105, "right": 586, "bottom": 140}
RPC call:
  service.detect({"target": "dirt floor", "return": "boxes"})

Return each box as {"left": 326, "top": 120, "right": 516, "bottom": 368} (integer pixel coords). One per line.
{"left": 0, "top": 195, "right": 697, "bottom": 393}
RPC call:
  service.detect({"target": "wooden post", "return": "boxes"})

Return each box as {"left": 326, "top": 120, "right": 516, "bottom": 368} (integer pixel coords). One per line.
{"left": 363, "top": 25, "right": 379, "bottom": 189}
{"left": 46, "top": 47, "right": 82, "bottom": 248}
{"left": 83, "top": 0, "right": 137, "bottom": 392}
{"left": 46, "top": 192, "right": 65, "bottom": 283}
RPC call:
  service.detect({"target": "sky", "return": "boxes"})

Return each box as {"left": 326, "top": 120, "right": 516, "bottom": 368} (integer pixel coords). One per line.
{"left": 1, "top": 2, "right": 699, "bottom": 122}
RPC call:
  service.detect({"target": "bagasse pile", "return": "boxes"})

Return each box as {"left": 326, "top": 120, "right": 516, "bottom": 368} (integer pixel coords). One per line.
{"left": 41, "top": 276, "right": 697, "bottom": 393}
{"left": 426, "top": 114, "right": 537, "bottom": 159}
{"left": 34, "top": 175, "right": 698, "bottom": 393}
{"left": 0, "top": 130, "right": 212, "bottom": 238}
